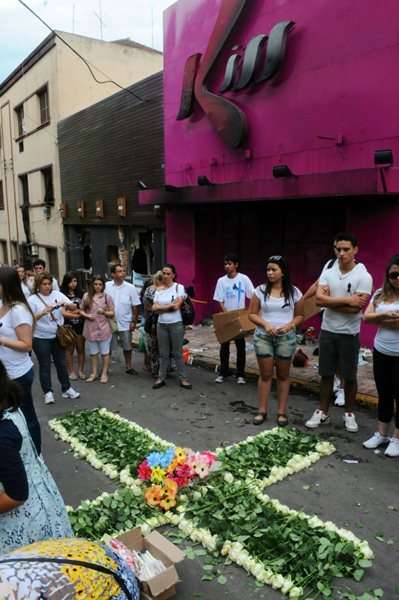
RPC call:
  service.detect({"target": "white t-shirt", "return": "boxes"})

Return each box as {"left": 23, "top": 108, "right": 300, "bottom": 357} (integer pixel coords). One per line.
{"left": 154, "top": 283, "right": 186, "bottom": 324}
{"left": 28, "top": 291, "right": 71, "bottom": 339}
{"left": 254, "top": 285, "right": 302, "bottom": 331}
{"left": 105, "top": 281, "right": 141, "bottom": 331}
{"left": 0, "top": 304, "right": 33, "bottom": 379}
{"left": 319, "top": 262, "right": 373, "bottom": 335}
{"left": 372, "top": 290, "right": 399, "bottom": 356}
{"left": 213, "top": 273, "right": 254, "bottom": 311}
{"left": 21, "top": 282, "right": 31, "bottom": 299}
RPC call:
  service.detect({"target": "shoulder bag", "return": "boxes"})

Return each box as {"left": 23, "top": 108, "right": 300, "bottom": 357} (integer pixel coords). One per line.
{"left": 177, "top": 284, "right": 195, "bottom": 326}
{"left": 36, "top": 294, "right": 76, "bottom": 348}
{"left": 105, "top": 294, "right": 118, "bottom": 333}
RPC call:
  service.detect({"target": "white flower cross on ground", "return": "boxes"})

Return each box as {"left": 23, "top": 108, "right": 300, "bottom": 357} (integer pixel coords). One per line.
{"left": 51, "top": 409, "right": 374, "bottom": 599}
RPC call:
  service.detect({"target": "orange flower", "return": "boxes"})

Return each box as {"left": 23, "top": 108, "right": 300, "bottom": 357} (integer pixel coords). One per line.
{"left": 144, "top": 485, "right": 163, "bottom": 507}
{"left": 163, "top": 478, "right": 178, "bottom": 498}
{"left": 166, "top": 459, "right": 179, "bottom": 473}
{"left": 160, "top": 496, "right": 177, "bottom": 511}
{"left": 175, "top": 447, "right": 186, "bottom": 465}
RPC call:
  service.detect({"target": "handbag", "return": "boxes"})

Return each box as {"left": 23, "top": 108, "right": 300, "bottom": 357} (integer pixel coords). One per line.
{"left": 105, "top": 294, "right": 118, "bottom": 333}
{"left": 144, "top": 311, "right": 158, "bottom": 334}
{"left": 36, "top": 294, "right": 76, "bottom": 348}
{"left": 176, "top": 284, "right": 195, "bottom": 326}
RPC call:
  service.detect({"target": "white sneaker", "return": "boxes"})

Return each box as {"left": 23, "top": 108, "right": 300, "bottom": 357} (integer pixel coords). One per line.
{"left": 215, "top": 375, "right": 224, "bottom": 383}
{"left": 385, "top": 437, "right": 399, "bottom": 457}
{"left": 305, "top": 409, "right": 330, "bottom": 429}
{"left": 62, "top": 387, "right": 80, "bottom": 399}
{"left": 334, "top": 389, "right": 345, "bottom": 406}
{"left": 363, "top": 432, "right": 390, "bottom": 449}
{"left": 237, "top": 377, "right": 246, "bottom": 385}
{"left": 44, "top": 391, "right": 55, "bottom": 405}
{"left": 343, "top": 412, "right": 358, "bottom": 432}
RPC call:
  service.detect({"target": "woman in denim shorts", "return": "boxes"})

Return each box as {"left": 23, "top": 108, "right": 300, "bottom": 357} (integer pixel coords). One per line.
{"left": 249, "top": 256, "right": 304, "bottom": 426}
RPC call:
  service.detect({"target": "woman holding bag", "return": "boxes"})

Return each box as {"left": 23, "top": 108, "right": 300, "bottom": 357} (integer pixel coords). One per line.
{"left": 28, "top": 273, "right": 81, "bottom": 405}
{"left": 81, "top": 276, "right": 114, "bottom": 383}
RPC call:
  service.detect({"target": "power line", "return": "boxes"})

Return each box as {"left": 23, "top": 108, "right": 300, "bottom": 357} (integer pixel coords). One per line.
{"left": 16, "top": 0, "right": 146, "bottom": 103}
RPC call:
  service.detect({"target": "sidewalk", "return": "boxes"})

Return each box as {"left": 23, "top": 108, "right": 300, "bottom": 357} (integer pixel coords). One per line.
{"left": 136, "top": 325, "right": 378, "bottom": 408}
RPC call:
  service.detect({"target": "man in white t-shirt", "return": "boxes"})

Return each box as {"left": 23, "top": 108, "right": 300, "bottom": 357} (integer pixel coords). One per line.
{"left": 105, "top": 263, "right": 141, "bottom": 374}
{"left": 213, "top": 253, "right": 254, "bottom": 384}
{"left": 306, "top": 233, "right": 373, "bottom": 433}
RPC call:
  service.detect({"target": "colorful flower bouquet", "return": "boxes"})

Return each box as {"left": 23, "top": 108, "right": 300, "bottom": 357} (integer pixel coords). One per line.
{"left": 138, "top": 447, "right": 218, "bottom": 511}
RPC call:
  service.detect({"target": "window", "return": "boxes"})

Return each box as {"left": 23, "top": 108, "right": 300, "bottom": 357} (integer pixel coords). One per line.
{"left": 15, "top": 105, "right": 25, "bottom": 138}
{"left": 41, "top": 166, "right": 54, "bottom": 205}
{"left": 19, "top": 174, "right": 29, "bottom": 207}
{"left": 37, "top": 87, "right": 50, "bottom": 124}
{"left": 0, "top": 181, "right": 4, "bottom": 210}
{"left": 46, "top": 247, "right": 58, "bottom": 278}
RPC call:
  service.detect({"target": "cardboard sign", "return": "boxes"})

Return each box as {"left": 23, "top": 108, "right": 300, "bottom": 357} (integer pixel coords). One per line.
{"left": 213, "top": 308, "right": 255, "bottom": 344}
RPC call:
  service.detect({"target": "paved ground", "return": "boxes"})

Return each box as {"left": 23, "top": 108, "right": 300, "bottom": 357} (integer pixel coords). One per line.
{"left": 133, "top": 325, "right": 378, "bottom": 404}
{"left": 37, "top": 350, "right": 398, "bottom": 600}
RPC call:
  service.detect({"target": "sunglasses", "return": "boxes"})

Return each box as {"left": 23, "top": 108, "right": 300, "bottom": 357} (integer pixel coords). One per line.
{"left": 388, "top": 272, "right": 399, "bottom": 280}
{"left": 268, "top": 255, "right": 282, "bottom": 262}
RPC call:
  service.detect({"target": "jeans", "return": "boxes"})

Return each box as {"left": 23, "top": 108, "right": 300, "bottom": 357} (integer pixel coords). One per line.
{"left": 220, "top": 338, "right": 246, "bottom": 377}
{"left": 14, "top": 367, "right": 41, "bottom": 454}
{"left": 253, "top": 330, "right": 297, "bottom": 360}
{"left": 373, "top": 348, "right": 399, "bottom": 428}
{"left": 157, "top": 322, "right": 186, "bottom": 381}
{"left": 33, "top": 337, "right": 70, "bottom": 394}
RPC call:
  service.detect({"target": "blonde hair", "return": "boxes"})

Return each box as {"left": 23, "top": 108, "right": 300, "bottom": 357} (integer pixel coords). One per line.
{"left": 152, "top": 270, "right": 163, "bottom": 285}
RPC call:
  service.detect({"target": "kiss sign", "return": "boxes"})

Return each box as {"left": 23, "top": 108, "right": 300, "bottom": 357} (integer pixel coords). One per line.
{"left": 176, "top": 0, "right": 294, "bottom": 149}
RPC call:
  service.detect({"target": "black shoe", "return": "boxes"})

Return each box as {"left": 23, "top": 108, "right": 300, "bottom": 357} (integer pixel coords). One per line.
{"left": 153, "top": 379, "right": 165, "bottom": 389}
{"left": 180, "top": 379, "right": 192, "bottom": 390}
{"left": 126, "top": 368, "right": 138, "bottom": 375}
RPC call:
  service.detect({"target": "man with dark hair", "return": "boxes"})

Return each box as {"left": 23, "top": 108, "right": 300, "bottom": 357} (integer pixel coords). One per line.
{"left": 32, "top": 259, "right": 59, "bottom": 290}
{"left": 306, "top": 233, "right": 373, "bottom": 432}
{"left": 105, "top": 263, "right": 141, "bottom": 374}
{"left": 213, "top": 253, "right": 254, "bottom": 384}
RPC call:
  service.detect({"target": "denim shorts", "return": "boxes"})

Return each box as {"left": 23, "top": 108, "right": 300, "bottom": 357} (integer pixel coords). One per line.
{"left": 253, "top": 329, "right": 297, "bottom": 360}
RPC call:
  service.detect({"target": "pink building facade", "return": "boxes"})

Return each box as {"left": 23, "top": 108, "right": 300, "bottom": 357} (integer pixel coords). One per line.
{"left": 140, "top": 0, "right": 399, "bottom": 346}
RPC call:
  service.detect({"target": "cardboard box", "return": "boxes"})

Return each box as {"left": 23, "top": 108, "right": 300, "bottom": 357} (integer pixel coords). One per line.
{"left": 116, "top": 528, "right": 184, "bottom": 600}
{"left": 213, "top": 308, "right": 255, "bottom": 344}
{"left": 303, "top": 295, "right": 321, "bottom": 322}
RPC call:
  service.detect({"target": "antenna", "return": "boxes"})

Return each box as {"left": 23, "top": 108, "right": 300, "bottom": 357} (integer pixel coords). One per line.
{"left": 94, "top": 0, "right": 105, "bottom": 40}
{"left": 151, "top": 5, "right": 155, "bottom": 48}
{"left": 72, "top": 4, "right": 76, "bottom": 33}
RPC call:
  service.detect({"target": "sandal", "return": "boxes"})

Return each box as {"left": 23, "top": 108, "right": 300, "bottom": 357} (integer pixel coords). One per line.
{"left": 277, "top": 414, "right": 289, "bottom": 427}
{"left": 86, "top": 374, "right": 97, "bottom": 382}
{"left": 100, "top": 374, "right": 108, "bottom": 384}
{"left": 153, "top": 379, "right": 166, "bottom": 389}
{"left": 253, "top": 412, "right": 267, "bottom": 425}
{"left": 180, "top": 379, "right": 192, "bottom": 390}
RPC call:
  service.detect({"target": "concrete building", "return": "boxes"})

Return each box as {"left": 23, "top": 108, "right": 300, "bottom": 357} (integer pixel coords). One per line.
{"left": 58, "top": 72, "right": 164, "bottom": 279}
{"left": 0, "top": 31, "right": 162, "bottom": 276}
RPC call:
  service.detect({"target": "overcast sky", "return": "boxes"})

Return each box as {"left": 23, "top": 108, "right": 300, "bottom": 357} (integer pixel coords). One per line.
{"left": 0, "top": 0, "right": 176, "bottom": 81}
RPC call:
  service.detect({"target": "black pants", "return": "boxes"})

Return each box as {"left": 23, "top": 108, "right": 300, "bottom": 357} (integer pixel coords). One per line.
{"left": 373, "top": 348, "right": 399, "bottom": 428}
{"left": 14, "top": 367, "right": 41, "bottom": 455}
{"left": 33, "top": 337, "right": 70, "bottom": 394}
{"left": 220, "top": 338, "right": 246, "bottom": 378}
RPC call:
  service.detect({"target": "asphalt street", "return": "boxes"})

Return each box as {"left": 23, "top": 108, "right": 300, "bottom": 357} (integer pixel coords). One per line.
{"left": 36, "top": 351, "right": 399, "bottom": 600}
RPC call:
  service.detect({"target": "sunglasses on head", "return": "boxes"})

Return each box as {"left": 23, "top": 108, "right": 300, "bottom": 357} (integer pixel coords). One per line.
{"left": 268, "top": 255, "right": 282, "bottom": 262}
{"left": 388, "top": 272, "right": 399, "bottom": 280}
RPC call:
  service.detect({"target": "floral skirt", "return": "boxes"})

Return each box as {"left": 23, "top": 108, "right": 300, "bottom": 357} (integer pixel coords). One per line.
{"left": 0, "top": 538, "right": 140, "bottom": 600}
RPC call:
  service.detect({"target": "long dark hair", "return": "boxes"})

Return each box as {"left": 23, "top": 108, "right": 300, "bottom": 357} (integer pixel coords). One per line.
{"left": 84, "top": 275, "right": 106, "bottom": 309}
{"left": 61, "top": 271, "right": 83, "bottom": 298}
{"left": 374, "top": 254, "right": 399, "bottom": 304}
{"left": 162, "top": 263, "right": 177, "bottom": 280}
{"left": 0, "top": 266, "right": 34, "bottom": 319}
{"left": 263, "top": 255, "right": 295, "bottom": 306}
{"left": 0, "top": 360, "right": 21, "bottom": 417}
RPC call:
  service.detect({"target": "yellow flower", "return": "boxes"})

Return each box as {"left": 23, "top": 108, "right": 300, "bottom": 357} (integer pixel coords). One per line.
{"left": 160, "top": 496, "right": 177, "bottom": 511}
{"left": 163, "top": 478, "right": 178, "bottom": 498}
{"left": 151, "top": 466, "right": 166, "bottom": 484}
{"left": 175, "top": 447, "right": 186, "bottom": 465}
{"left": 145, "top": 485, "right": 163, "bottom": 507}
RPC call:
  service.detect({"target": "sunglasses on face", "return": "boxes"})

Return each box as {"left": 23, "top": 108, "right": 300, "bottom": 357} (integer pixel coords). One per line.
{"left": 388, "top": 272, "right": 399, "bottom": 280}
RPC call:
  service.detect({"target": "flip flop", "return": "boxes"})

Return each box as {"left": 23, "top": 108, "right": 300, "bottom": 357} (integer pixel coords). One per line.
{"left": 253, "top": 412, "right": 267, "bottom": 425}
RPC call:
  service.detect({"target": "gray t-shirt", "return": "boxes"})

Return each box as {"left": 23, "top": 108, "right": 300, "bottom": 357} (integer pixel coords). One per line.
{"left": 319, "top": 262, "right": 373, "bottom": 335}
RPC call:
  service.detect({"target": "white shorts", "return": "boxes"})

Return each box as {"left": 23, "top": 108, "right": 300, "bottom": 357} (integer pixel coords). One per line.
{"left": 86, "top": 337, "right": 112, "bottom": 356}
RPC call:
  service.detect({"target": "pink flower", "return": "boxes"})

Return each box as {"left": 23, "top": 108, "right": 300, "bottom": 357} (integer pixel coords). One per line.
{"left": 201, "top": 451, "right": 216, "bottom": 466}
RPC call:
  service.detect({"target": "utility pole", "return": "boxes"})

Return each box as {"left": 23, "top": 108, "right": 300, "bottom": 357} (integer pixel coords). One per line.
{"left": 94, "top": 0, "right": 104, "bottom": 40}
